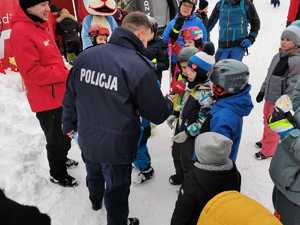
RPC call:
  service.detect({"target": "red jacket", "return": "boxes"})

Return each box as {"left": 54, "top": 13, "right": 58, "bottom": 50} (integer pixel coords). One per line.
{"left": 10, "top": 7, "right": 68, "bottom": 112}
{"left": 287, "top": 0, "right": 300, "bottom": 24}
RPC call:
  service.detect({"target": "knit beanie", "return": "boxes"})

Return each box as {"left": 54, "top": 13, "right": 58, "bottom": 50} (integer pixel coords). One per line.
{"left": 188, "top": 51, "right": 215, "bottom": 72}
{"left": 281, "top": 22, "right": 300, "bottom": 47}
{"left": 19, "top": 0, "right": 49, "bottom": 11}
{"left": 194, "top": 132, "right": 232, "bottom": 166}
{"left": 188, "top": 51, "right": 215, "bottom": 85}
{"left": 198, "top": 0, "right": 208, "bottom": 10}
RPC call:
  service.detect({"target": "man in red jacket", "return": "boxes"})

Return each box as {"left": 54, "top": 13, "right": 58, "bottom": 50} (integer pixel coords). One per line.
{"left": 10, "top": 0, "right": 78, "bottom": 187}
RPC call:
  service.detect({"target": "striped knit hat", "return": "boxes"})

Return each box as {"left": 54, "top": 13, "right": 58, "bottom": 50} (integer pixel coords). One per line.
{"left": 188, "top": 51, "right": 215, "bottom": 72}
{"left": 187, "top": 51, "right": 215, "bottom": 84}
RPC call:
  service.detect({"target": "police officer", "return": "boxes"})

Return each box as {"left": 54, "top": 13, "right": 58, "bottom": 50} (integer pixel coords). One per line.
{"left": 63, "top": 12, "right": 172, "bottom": 225}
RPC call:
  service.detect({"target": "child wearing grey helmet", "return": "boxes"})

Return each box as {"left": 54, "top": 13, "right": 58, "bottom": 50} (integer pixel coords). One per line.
{"left": 206, "top": 59, "right": 253, "bottom": 162}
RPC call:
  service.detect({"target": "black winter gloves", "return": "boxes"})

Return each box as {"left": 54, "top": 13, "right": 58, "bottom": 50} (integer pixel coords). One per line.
{"left": 169, "top": 15, "right": 186, "bottom": 42}
{"left": 174, "top": 15, "right": 186, "bottom": 31}
{"left": 203, "top": 41, "right": 215, "bottom": 56}
{"left": 198, "top": 0, "right": 208, "bottom": 10}
{"left": 256, "top": 91, "right": 264, "bottom": 103}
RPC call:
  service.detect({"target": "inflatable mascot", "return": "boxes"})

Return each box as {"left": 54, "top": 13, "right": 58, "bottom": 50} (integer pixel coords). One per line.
{"left": 81, "top": 0, "right": 118, "bottom": 49}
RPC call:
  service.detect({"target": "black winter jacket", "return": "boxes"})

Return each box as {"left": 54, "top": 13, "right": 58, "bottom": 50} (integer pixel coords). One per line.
{"left": 63, "top": 27, "right": 171, "bottom": 164}
{"left": 170, "top": 163, "right": 241, "bottom": 225}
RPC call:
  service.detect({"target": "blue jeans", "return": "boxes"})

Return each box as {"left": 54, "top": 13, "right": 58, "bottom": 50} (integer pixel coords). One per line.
{"left": 215, "top": 47, "right": 245, "bottom": 62}
{"left": 85, "top": 161, "right": 132, "bottom": 225}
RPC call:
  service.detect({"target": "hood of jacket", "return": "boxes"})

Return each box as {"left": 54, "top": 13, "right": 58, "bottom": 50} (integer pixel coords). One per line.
{"left": 212, "top": 85, "right": 253, "bottom": 118}
{"left": 109, "top": 27, "right": 146, "bottom": 54}
{"left": 198, "top": 191, "right": 283, "bottom": 225}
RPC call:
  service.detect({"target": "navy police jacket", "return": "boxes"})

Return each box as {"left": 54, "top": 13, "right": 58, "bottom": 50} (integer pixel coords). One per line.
{"left": 63, "top": 27, "right": 171, "bottom": 164}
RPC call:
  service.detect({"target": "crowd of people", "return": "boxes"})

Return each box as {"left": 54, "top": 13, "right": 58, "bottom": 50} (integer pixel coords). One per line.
{"left": 3, "top": 0, "right": 300, "bottom": 225}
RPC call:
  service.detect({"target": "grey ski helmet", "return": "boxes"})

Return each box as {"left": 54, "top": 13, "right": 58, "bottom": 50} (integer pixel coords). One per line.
{"left": 177, "top": 46, "right": 199, "bottom": 63}
{"left": 209, "top": 59, "right": 249, "bottom": 94}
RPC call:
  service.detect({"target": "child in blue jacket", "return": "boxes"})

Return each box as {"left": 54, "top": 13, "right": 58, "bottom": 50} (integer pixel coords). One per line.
{"left": 207, "top": 59, "right": 253, "bottom": 161}
{"left": 132, "top": 17, "right": 169, "bottom": 183}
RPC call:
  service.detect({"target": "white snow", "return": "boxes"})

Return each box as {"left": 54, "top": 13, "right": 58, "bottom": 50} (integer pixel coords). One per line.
{"left": 0, "top": 1, "right": 289, "bottom": 224}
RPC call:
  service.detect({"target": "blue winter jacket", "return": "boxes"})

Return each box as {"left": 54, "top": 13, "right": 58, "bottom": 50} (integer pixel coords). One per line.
{"left": 63, "top": 27, "right": 172, "bottom": 164}
{"left": 210, "top": 85, "right": 253, "bottom": 161}
{"left": 162, "top": 14, "right": 208, "bottom": 63}
{"left": 207, "top": 0, "right": 260, "bottom": 48}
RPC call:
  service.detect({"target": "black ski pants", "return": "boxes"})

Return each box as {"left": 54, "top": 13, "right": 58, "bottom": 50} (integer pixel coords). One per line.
{"left": 36, "top": 107, "right": 70, "bottom": 179}
{"left": 172, "top": 137, "right": 195, "bottom": 182}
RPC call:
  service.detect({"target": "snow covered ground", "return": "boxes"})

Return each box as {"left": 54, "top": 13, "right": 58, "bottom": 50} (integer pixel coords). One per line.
{"left": 0, "top": 1, "right": 290, "bottom": 224}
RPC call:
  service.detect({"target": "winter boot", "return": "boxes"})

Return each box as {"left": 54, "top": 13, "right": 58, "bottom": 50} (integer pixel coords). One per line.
{"left": 135, "top": 167, "right": 154, "bottom": 184}
{"left": 254, "top": 151, "right": 271, "bottom": 160}
{"left": 128, "top": 217, "right": 139, "bottom": 225}
{"left": 255, "top": 141, "right": 262, "bottom": 149}
{"left": 89, "top": 196, "right": 102, "bottom": 211}
{"left": 66, "top": 158, "right": 79, "bottom": 169}
{"left": 91, "top": 201, "right": 102, "bottom": 211}
{"left": 169, "top": 174, "right": 182, "bottom": 185}
{"left": 50, "top": 174, "right": 79, "bottom": 187}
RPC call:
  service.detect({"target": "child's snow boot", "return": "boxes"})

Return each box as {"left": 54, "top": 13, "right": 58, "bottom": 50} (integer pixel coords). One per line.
{"left": 254, "top": 151, "right": 271, "bottom": 160}
{"left": 128, "top": 217, "right": 139, "bottom": 225}
{"left": 135, "top": 167, "right": 154, "bottom": 183}
{"left": 169, "top": 174, "right": 182, "bottom": 185}
{"left": 255, "top": 141, "right": 262, "bottom": 149}
{"left": 50, "top": 174, "right": 79, "bottom": 187}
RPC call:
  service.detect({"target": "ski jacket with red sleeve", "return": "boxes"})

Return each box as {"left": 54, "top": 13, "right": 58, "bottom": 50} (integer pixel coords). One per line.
{"left": 287, "top": 0, "right": 300, "bottom": 25}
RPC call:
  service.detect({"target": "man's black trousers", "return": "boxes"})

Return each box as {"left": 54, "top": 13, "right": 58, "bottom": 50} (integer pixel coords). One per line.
{"left": 36, "top": 107, "right": 70, "bottom": 179}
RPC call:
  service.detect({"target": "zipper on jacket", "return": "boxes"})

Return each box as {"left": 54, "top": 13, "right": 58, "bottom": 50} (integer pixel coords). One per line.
{"left": 51, "top": 84, "right": 55, "bottom": 98}
{"left": 227, "top": 5, "right": 230, "bottom": 48}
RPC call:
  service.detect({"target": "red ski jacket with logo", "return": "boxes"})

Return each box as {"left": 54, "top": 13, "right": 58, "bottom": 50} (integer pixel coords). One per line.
{"left": 10, "top": 7, "right": 68, "bottom": 112}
